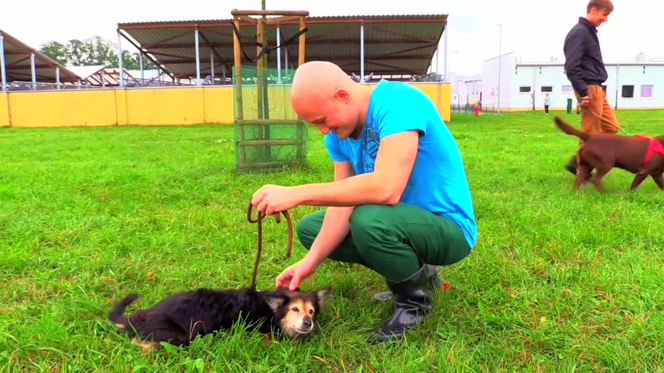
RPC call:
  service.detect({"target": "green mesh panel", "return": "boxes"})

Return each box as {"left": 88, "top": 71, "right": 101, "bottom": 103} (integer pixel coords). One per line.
{"left": 233, "top": 65, "right": 307, "bottom": 174}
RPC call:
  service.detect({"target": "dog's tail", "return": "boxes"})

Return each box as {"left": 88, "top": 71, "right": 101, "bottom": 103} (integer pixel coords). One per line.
{"left": 108, "top": 294, "right": 138, "bottom": 328}
{"left": 553, "top": 117, "right": 590, "bottom": 142}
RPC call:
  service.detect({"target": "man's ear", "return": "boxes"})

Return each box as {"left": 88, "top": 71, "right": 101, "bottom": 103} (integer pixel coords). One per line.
{"left": 334, "top": 89, "right": 350, "bottom": 104}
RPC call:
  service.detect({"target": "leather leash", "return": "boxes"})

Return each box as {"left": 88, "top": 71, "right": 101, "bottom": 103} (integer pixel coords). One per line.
{"left": 587, "top": 108, "right": 630, "bottom": 136}
{"left": 246, "top": 202, "right": 293, "bottom": 291}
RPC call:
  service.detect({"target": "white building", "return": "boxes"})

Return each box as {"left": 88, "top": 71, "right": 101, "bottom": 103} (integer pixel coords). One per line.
{"left": 480, "top": 52, "right": 664, "bottom": 112}
{"left": 449, "top": 72, "right": 482, "bottom": 107}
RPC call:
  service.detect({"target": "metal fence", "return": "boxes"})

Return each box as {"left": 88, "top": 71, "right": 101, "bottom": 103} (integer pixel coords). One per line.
{"left": 6, "top": 81, "right": 101, "bottom": 91}
{"left": 451, "top": 103, "right": 498, "bottom": 114}
{"left": 232, "top": 65, "right": 307, "bottom": 174}
{"left": 5, "top": 76, "right": 207, "bottom": 91}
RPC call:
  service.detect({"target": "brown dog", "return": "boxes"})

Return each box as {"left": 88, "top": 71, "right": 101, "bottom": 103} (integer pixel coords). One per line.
{"left": 553, "top": 117, "right": 664, "bottom": 192}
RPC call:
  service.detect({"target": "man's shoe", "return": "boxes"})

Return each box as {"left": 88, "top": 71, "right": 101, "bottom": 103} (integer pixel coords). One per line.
{"left": 370, "top": 265, "right": 434, "bottom": 343}
{"left": 565, "top": 155, "right": 592, "bottom": 183}
{"left": 373, "top": 264, "right": 441, "bottom": 302}
{"left": 565, "top": 155, "right": 578, "bottom": 175}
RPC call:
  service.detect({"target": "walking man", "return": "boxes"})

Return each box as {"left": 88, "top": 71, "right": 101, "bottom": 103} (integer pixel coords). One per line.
{"left": 562, "top": 0, "right": 620, "bottom": 176}
{"left": 250, "top": 61, "right": 477, "bottom": 343}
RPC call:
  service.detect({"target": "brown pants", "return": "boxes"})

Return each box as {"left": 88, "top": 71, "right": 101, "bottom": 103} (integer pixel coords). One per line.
{"left": 575, "top": 85, "right": 620, "bottom": 148}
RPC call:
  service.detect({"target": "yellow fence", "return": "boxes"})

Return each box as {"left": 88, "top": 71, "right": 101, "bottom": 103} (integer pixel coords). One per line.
{"left": 0, "top": 93, "right": 9, "bottom": 127}
{"left": 0, "top": 83, "right": 450, "bottom": 128}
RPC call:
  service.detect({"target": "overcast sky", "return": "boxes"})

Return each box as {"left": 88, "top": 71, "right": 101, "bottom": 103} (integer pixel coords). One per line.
{"left": 2, "top": 0, "right": 660, "bottom": 76}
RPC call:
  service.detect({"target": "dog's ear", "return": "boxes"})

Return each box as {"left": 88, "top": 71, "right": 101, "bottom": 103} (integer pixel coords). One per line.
{"left": 264, "top": 294, "right": 287, "bottom": 313}
{"left": 316, "top": 288, "right": 331, "bottom": 307}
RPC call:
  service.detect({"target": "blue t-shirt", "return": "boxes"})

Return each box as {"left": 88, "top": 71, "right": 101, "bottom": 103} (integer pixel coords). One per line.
{"left": 324, "top": 79, "right": 477, "bottom": 249}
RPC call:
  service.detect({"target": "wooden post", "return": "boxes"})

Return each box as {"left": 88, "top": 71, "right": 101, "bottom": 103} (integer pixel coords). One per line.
{"left": 299, "top": 16, "right": 306, "bottom": 66}
{"left": 233, "top": 17, "right": 243, "bottom": 120}
{"left": 231, "top": 8, "right": 309, "bottom": 172}
{"left": 261, "top": 2, "right": 272, "bottom": 162}
{"left": 296, "top": 15, "right": 307, "bottom": 162}
{"left": 255, "top": 5, "right": 272, "bottom": 161}
{"left": 256, "top": 19, "right": 264, "bottom": 120}
{"left": 233, "top": 16, "right": 246, "bottom": 169}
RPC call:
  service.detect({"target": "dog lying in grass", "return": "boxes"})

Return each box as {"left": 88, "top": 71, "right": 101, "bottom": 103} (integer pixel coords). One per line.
{"left": 108, "top": 287, "right": 330, "bottom": 350}
{"left": 553, "top": 116, "right": 664, "bottom": 192}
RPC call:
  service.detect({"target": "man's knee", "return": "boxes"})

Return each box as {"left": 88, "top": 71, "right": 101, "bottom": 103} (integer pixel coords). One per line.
{"left": 349, "top": 204, "right": 387, "bottom": 227}
{"left": 295, "top": 211, "right": 325, "bottom": 251}
{"left": 349, "top": 204, "right": 395, "bottom": 249}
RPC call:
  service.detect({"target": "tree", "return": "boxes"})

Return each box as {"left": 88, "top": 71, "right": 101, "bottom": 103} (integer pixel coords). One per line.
{"left": 39, "top": 41, "right": 68, "bottom": 65}
{"left": 38, "top": 36, "right": 155, "bottom": 70}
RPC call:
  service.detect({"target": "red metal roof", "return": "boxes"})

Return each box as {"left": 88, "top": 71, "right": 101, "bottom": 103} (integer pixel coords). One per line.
{"left": 117, "top": 14, "right": 447, "bottom": 79}
{"left": 0, "top": 29, "right": 81, "bottom": 83}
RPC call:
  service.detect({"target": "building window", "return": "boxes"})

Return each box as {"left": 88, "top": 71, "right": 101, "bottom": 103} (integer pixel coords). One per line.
{"left": 562, "top": 85, "right": 574, "bottom": 93}
{"left": 519, "top": 86, "right": 531, "bottom": 93}
{"left": 622, "top": 85, "right": 634, "bottom": 98}
{"left": 541, "top": 86, "right": 553, "bottom": 92}
{"left": 641, "top": 85, "right": 653, "bottom": 98}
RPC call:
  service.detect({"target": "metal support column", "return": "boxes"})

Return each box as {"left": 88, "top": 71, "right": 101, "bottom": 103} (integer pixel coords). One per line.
{"left": 139, "top": 52, "right": 144, "bottom": 80}
{"left": 277, "top": 25, "right": 281, "bottom": 83}
{"left": 55, "top": 67, "right": 60, "bottom": 89}
{"left": 195, "top": 26, "right": 201, "bottom": 86}
{"left": 360, "top": 22, "right": 365, "bottom": 82}
{"left": 116, "top": 30, "right": 124, "bottom": 87}
{"left": 210, "top": 48, "right": 215, "bottom": 83}
{"left": 30, "top": 53, "right": 36, "bottom": 89}
{"left": 0, "top": 34, "right": 6, "bottom": 91}
{"left": 444, "top": 23, "right": 448, "bottom": 80}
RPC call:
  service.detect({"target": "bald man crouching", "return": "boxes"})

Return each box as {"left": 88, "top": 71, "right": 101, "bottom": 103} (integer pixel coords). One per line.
{"left": 250, "top": 61, "right": 477, "bottom": 343}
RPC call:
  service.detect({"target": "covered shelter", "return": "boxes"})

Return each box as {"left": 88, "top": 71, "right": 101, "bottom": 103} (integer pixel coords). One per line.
{"left": 0, "top": 29, "right": 81, "bottom": 90}
{"left": 66, "top": 65, "right": 129, "bottom": 87}
{"left": 116, "top": 13, "right": 448, "bottom": 86}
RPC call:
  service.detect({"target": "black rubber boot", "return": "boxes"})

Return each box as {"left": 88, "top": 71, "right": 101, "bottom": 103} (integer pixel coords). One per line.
{"left": 565, "top": 155, "right": 578, "bottom": 175}
{"left": 565, "top": 155, "right": 592, "bottom": 182}
{"left": 370, "top": 265, "right": 434, "bottom": 343}
{"left": 373, "top": 264, "right": 440, "bottom": 302}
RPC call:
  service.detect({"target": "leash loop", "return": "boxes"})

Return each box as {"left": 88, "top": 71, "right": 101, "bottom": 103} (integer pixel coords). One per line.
{"left": 246, "top": 202, "right": 293, "bottom": 290}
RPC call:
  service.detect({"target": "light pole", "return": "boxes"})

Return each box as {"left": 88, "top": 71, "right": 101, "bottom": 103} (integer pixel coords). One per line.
{"left": 497, "top": 23, "right": 502, "bottom": 114}
{"left": 449, "top": 50, "right": 459, "bottom": 79}
{"left": 448, "top": 50, "right": 460, "bottom": 100}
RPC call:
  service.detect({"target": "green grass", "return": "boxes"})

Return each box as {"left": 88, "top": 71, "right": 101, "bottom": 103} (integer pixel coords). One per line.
{"left": 2, "top": 109, "right": 664, "bottom": 371}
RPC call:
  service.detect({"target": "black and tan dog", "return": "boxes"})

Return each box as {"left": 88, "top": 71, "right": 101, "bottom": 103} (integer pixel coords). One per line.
{"left": 553, "top": 116, "right": 664, "bottom": 192}
{"left": 108, "top": 287, "right": 330, "bottom": 350}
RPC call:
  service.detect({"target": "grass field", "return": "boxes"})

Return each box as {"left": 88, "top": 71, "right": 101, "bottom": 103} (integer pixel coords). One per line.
{"left": 2, "top": 109, "right": 664, "bottom": 371}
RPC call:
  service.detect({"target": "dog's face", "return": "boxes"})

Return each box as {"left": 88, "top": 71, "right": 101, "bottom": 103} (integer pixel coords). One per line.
{"left": 264, "top": 288, "right": 330, "bottom": 339}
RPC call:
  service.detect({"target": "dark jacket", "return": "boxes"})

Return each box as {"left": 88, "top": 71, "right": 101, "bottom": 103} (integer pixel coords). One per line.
{"left": 563, "top": 17, "right": 608, "bottom": 98}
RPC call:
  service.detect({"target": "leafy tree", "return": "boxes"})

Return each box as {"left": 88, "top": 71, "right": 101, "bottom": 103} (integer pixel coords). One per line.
{"left": 38, "top": 36, "right": 155, "bottom": 70}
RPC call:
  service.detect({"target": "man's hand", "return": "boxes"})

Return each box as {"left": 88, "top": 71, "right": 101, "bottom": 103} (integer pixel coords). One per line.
{"left": 251, "top": 185, "right": 301, "bottom": 215}
{"left": 275, "top": 257, "right": 318, "bottom": 291}
{"left": 579, "top": 96, "right": 590, "bottom": 108}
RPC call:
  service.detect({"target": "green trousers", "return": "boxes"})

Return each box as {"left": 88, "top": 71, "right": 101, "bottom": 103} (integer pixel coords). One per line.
{"left": 296, "top": 203, "right": 472, "bottom": 282}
